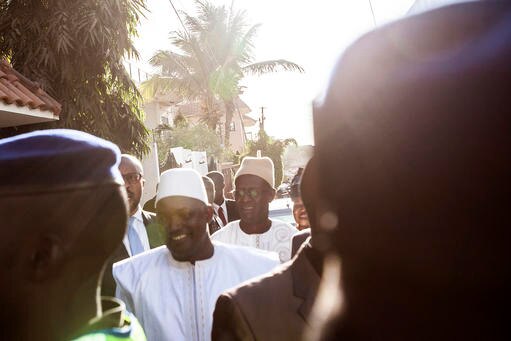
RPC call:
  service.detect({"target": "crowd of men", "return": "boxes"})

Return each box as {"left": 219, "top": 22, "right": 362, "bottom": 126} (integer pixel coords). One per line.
{"left": 1, "top": 1, "right": 510, "bottom": 340}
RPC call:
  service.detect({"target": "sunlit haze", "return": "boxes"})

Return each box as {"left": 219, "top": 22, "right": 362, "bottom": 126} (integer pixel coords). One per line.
{"left": 134, "top": 0, "right": 415, "bottom": 145}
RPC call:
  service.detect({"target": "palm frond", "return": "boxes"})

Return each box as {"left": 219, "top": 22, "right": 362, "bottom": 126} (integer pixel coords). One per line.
{"left": 0, "top": 0, "right": 150, "bottom": 156}
{"left": 145, "top": 0, "right": 303, "bottom": 148}
{"left": 242, "top": 60, "right": 304, "bottom": 75}
{"left": 229, "top": 23, "right": 260, "bottom": 66}
{"left": 141, "top": 75, "right": 202, "bottom": 101}
{"left": 182, "top": 13, "right": 204, "bottom": 35}
{"left": 149, "top": 50, "right": 194, "bottom": 77}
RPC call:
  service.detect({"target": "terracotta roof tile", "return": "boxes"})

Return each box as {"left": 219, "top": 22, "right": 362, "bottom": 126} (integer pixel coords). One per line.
{"left": 0, "top": 60, "right": 61, "bottom": 116}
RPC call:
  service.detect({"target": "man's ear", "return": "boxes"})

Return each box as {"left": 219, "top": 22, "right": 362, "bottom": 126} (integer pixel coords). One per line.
{"left": 25, "top": 234, "right": 63, "bottom": 282}
{"left": 265, "top": 188, "right": 276, "bottom": 203}
{"left": 205, "top": 205, "right": 214, "bottom": 222}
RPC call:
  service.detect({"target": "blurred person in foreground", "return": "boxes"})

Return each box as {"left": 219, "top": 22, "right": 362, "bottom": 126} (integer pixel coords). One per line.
{"left": 310, "top": 2, "right": 511, "bottom": 340}
{"left": 211, "top": 157, "right": 298, "bottom": 262}
{"left": 212, "top": 158, "right": 323, "bottom": 340}
{"left": 0, "top": 129, "right": 145, "bottom": 340}
{"left": 206, "top": 171, "right": 240, "bottom": 226}
{"left": 113, "top": 168, "right": 279, "bottom": 341}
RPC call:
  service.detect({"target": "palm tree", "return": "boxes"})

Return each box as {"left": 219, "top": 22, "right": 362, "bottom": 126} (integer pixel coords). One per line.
{"left": 0, "top": 0, "right": 150, "bottom": 156}
{"left": 143, "top": 0, "right": 303, "bottom": 147}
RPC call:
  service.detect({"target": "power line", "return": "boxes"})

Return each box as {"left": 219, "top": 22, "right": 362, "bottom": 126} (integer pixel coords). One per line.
{"left": 167, "top": 0, "right": 190, "bottom": 38}
{"left": 166, "top": 0, "right": 248, "bottom": 145}
{"left": 368, "top": 0, "right": 377, "bottom": 26}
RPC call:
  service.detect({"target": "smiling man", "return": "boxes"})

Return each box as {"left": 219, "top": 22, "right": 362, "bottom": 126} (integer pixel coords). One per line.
{"left": 112, "top": 168, "right": 279, "bottom": 340}
{"left": 212, "top": 157, "right": 298, "bottom": 262}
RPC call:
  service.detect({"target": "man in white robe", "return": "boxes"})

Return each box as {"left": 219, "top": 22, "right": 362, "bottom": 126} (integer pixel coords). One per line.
{"left": 212, "top": 157, "right": 297, "bottom": 262}
{"left": 113, "top": 168, "right": 279, "bottom": 341}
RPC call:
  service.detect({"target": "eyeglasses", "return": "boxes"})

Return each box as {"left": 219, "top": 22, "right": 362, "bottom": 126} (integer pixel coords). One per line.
{"left": 122, "top": 172, "right": 142, "bottom": 185}
{"left": 233, "top": 188, "right": 261, "bottom": 200}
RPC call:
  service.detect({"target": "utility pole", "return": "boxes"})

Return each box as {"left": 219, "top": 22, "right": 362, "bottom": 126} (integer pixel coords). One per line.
{"left": 259, "top": 106, "right": 266, "bottom": 131}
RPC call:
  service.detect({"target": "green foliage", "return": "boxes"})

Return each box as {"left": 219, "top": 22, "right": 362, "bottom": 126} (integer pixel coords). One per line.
{"left": 244, "top": 130, "right": 297, "bottom": 187}
{"left": 0, "top": 0, "right": 150, "bottom": 156}
{"left": 173, "top": 113, "right": 189, "bottom": 128}
{"left": 143, "top": 0, "right": 303, "bottom": 148}
{"left": 156, "top": 122, "right": 223, "bottom": 167}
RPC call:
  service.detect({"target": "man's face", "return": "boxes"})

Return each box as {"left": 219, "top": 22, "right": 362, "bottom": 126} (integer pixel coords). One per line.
{"left": 292, "top": 197, "right": 310, "bottom": 230}
{"left": 156, "top": 196, "right": 212, "bottom": 262}
{"left": 119, "top": 158, "right": 144, "bottom": 216}
{"left": 234, "top": 175, "right": 274, "bottom": 226}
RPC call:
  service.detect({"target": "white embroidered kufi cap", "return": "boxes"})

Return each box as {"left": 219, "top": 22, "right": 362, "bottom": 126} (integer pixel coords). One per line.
{"left": 235, "top": 156, "right": 275, "bottom": 189}
{"left": 156, "top": 168, "right": 208, "bottom": 205}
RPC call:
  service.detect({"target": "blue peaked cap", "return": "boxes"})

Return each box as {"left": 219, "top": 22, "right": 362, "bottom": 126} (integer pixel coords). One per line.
{"left": 0, "top": 129, "right": 124, "bottom": 196}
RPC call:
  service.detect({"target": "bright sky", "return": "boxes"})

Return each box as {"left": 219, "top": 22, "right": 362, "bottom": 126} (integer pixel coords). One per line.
{"left": 134, "top": 0, "right": 416, "bottom": 145}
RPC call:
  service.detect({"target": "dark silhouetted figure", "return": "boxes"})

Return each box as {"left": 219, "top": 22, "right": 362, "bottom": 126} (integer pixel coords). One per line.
{"left": 0, "top": 129, "right": 145, "bottom": 340}
{"left": 311, "top": 2, "right": 511, "bottom": 340}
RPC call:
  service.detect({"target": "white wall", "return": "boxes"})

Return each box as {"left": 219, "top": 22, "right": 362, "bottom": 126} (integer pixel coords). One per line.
{"left": 141, "top": 139, "right": 159, "bottom": 205}
{"left": 140, "top": 101, "right": 162, "bottom": 205}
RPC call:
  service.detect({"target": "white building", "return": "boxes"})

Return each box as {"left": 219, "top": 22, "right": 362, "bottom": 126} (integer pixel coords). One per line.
{"left": 139, "top": 91, "right": 256, "bottom": 204}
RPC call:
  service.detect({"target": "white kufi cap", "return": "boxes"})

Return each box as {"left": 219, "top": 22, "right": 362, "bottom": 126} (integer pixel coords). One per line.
{"left": 156, "top": 168, "right": 208, "bottom": 205}
{"left": 235, "top": 156, "right": 275, "bottom": 188}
